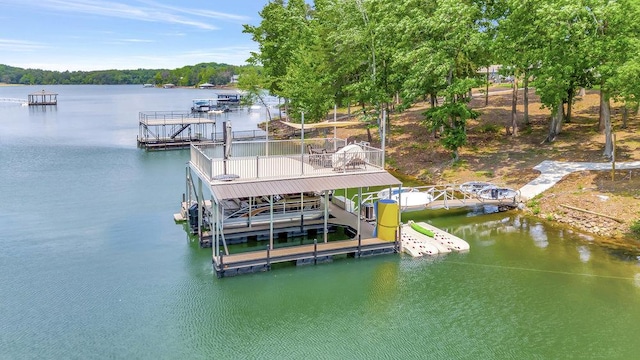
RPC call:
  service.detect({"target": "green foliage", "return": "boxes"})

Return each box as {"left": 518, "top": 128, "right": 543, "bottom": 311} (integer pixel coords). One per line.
{"left": 243, "top": 0, "right": 640, "bottom": 153}
{"left": 477, "top": 124, "right": 502, "bottom": 134}
{"left": 422, "top": 83, "right": 479, "bottom": 160}
{"left": 630, "top": 220, "right": 640, "bottom": 238}
{"left": 526, "top": 196, "right": 542, "bottom": 215}
{"left": 474, "top": 170, "right": 494, "bottom": 178}
{"left": 0, "top": 62, "right": 242, "bottom": 86}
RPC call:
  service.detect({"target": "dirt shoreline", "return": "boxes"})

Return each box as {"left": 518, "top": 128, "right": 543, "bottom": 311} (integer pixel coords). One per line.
{"left": 299, "top": 88, "right": 640, "bottom": 255}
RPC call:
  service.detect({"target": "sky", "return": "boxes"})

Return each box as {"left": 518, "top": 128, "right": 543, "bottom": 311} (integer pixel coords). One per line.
{"left": 0, "top": 0, "right": 270, "bottom": 71}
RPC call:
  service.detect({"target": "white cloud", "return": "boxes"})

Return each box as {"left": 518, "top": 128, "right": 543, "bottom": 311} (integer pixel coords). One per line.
{"left": 118, "top": 38, "right": 155, "bottom": 43}
{"left": 138, "top": 0, "right": 250, "bottom": 22}
{"left": 0, "top": 39, "right": 48, "bottom": 52}
{"left": 8, "top": 0, "right": 227, "bottom": 30}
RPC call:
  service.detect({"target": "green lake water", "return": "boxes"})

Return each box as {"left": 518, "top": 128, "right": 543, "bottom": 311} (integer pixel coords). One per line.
{"left": 1, "top": 85, "right": 639, "bottom": 359}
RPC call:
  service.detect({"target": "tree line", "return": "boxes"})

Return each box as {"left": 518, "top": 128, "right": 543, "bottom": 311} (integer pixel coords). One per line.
{"left": 242, "top": 0, "right": 640, "bottom": 160}
{"left": 0, "top": 62, "right": 244, "bottom": 87}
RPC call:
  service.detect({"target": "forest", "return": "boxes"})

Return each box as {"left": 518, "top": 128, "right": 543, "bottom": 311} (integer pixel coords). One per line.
{"left": 0, "top": 62, "right": 243, "bottom": 87}
{"left": 241, "top": 0, "right": 640, "bottom": 160}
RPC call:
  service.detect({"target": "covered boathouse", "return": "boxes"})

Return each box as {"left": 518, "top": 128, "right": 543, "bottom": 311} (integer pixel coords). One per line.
{"left": 182, "top": 133, "right": 402, "bottom": 277}
{"left": 28, "top": 90, "right": 57, "bottom": 106}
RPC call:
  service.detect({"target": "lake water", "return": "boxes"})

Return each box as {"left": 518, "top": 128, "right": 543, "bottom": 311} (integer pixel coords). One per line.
{"left": 1, "top": 85, "right": 640, "bottom": 359}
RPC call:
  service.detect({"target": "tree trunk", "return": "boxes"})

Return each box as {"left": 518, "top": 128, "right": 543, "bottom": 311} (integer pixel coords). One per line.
{"left": 511, "top": 77, "right": 519, "bottom": 136}
{"left": 366, "top": 127, "right": 373, "bottom": 144}
{"left": 565, "top": 89, "right": 573, "bottom": 123}
{"left": 598, "top": 90, "right": 605, "bottom": 131}
{"left": 523, "top": 75, "right": 529, "bottom": 124}
{"left": 622, "top": 105, "right": 628, "bottom": 129}
{"left": 485, "top": 69, "right": 489, "bottom": 106}
{"left": 602, "top": 91, "right": 613, "bottom": 159}
{"left": 546, "top": 101, "right": 564, "bottom": 142}
{"left": 430, "top": 94, "right": 436, "bottom": 108}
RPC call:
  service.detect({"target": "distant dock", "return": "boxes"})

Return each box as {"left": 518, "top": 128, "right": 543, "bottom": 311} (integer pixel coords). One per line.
{"left": 137, "top": 110, "right": 266, "bottom": 150}
{"left": 28, "top": 90, "right": 57, "bottom": 106}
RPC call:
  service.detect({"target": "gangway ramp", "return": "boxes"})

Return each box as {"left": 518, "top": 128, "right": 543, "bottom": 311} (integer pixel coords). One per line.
{"left": 352, "top": 183, "right": 518, "bottom": 215}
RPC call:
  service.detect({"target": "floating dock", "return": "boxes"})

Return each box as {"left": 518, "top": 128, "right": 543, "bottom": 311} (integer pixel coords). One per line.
{"left": 28, "top": 90, "right": 57, "bottom": 106}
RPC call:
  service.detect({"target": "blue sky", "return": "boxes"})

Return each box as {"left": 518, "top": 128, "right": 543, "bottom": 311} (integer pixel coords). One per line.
{"left": 0, "top": 0, "right": 269, "bottom": 71}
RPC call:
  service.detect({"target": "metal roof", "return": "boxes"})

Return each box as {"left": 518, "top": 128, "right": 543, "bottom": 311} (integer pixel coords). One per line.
{"left": 210, "top": 171, "right": 401, "bottom": 200}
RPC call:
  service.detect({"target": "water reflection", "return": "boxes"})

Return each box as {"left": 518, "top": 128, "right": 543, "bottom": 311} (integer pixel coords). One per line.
{"left": 577, "top": 245, "right": 591, "bottom": 263}
{"left": 529, "top": 223, "right": 549, "bottom": 248}
{"left": 28, "top": 105, "right": 58, "bottom": 114}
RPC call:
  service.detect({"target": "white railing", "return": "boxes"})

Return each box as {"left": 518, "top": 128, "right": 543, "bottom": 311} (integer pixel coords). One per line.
{"left": 191, "top": 145, "right": 212, "bottom": 179}
{"left": 191, "top": 138, "right": 384, "bottom": 182}
{"left": 139, "top": 111, "right": 208, "bottom": 125}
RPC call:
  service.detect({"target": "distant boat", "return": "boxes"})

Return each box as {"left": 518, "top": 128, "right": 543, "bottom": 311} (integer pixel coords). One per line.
{"left": 191, "top": 99, "right": 217, "bottom": 112}
{"left": 459, "top": 181, "right": 493, "bottom": 195}
{"left": 477, "top": 186, "right": 518, "bottom": 201}
{"left": 163, "top": 83, "right": 175, "bottom": 89}
{"left": 143, "top": 83, "right": 154, "bottom": 88}
{"left": 216, "top": 93, "right": 242, "bottom": 105}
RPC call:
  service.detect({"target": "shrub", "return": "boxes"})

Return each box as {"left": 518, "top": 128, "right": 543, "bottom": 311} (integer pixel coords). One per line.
{"left": 477, "top": 124, "right": 502, "bottom": 134}
{"left": 630, "top": 220, "right": 640, "bottom": 238}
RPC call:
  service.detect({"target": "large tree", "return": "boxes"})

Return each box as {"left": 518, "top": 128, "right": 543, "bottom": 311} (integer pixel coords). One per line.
{"left": 586, "top": 0, "right": 640, "bottom": 158}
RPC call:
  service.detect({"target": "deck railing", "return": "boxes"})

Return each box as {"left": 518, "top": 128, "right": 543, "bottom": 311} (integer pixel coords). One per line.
{"left": 190, "top": 138, "right": 385, "bottom": 182}
{"left": 139, "top": 111, "right": 208, "bottom": 124}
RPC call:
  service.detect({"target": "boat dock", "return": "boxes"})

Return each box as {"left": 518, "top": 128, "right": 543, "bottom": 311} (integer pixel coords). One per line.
{"left": 175, "top": 132, "right": 513, "bottom": 278}
{"left": 180, "top": 138, "right": 403, "bottom": 277}
{"left": 137, "top": 111, "right": 266, "bottom": 150}
{"left": 28, "top": 90, "right": 57, "bottom": 106}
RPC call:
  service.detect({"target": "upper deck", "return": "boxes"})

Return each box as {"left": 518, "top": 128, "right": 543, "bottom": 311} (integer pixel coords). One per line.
{"left": 189, "top": 138, "right": 387, "bottom": 186}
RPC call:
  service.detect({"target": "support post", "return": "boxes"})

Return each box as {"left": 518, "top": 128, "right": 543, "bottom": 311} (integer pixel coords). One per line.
{"left": 300, "top": 111, "right": 305, "bottom": 175}
{"left": 323, "top": 191, "right": 329, "bottom": 243}
{"left": 314, "top": 239, "right": 318, "bottom": 264}
{"left": 300, "top": 192, "right": 304, "bottom": 233}
{"left": 357, "top": 187, "right": 362, "bottom": 239}
{"left": 197, "top": 177, "right": 203, "bottom": 240}
{"left": 266, "top": 245, "right": 271, "bottom": 270}
{"left": 269, "top": 194, "right": 274, "bottom": 251}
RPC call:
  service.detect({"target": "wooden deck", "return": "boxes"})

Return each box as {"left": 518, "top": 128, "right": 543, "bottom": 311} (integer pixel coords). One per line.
{"left": 213, "top": 237, "right": 396, "bottom": 277}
